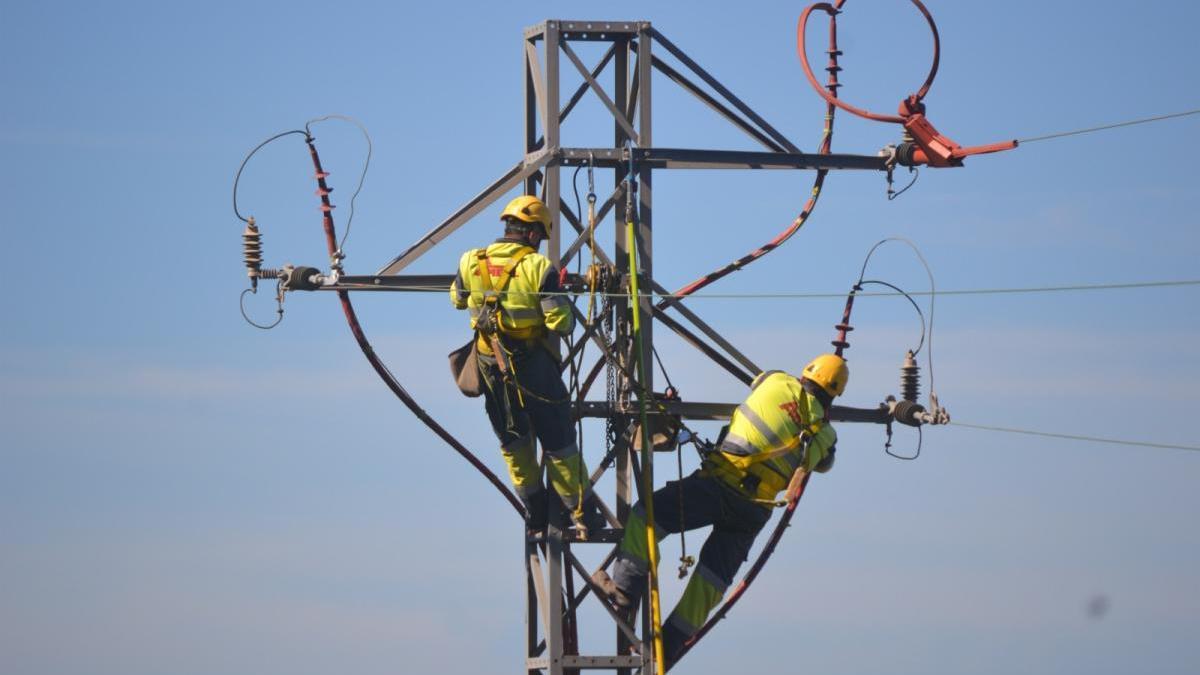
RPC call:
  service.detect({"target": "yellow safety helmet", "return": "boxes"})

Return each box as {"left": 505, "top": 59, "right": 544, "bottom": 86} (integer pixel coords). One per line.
{"left": 500, "top": 195, "right": 553, "bottom": 235}
{"left": 802, "top": 353, "right": 849, "bottom": 398}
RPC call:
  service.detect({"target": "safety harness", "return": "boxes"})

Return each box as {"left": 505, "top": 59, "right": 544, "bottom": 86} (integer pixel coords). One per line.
{"left": 473, "top": 246, "right": 535, "bottom": 359}
{"left": 701, "top": 371, "right": 827, "bottom": 506}
{"left": 472, "top": 246, "right": 569, "bottom": 406}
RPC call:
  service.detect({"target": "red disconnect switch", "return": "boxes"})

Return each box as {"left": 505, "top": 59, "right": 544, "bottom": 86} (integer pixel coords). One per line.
{"left": 898, "top": 97, "right": 1017, "bottom": 168}
{"left": 798, "top": 2, "right": 1018, "bottom": 170}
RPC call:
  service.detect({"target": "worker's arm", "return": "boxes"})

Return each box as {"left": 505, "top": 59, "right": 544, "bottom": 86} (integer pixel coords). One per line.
{"left": 804, "top": 424, "right": 837, "bottom": 473}
{"left": 784, "top": 436, "right": 831, "bottom": 505}
{"left": 450, "top": 254, "right": 470, "bottom": 310}
{"left": 813, "top": 444, "right": 836, "bottom": 473}
{"left": 538, "top": 264, "right": 574, "bottom": 334}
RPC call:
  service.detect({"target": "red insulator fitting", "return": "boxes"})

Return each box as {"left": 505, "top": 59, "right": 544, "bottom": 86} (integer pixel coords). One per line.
{"left": 799, "top": 0, "right": 1017, "bottom": 169}
{"left": 831, "top": 285, "right": 860, "bottom": 358}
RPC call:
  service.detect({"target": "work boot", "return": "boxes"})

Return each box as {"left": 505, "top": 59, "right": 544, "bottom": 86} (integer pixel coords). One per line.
{"left": 570, "top": 492, "right": 607, "bottom": 540}
{"left": 591, "top": 569, "right": 636, "bottom": 625}
{"left": 522, "top": 488, "right": 549, "bottom": 535}
{"left": 550, "top": 491, "right": 606, "bottom": 539}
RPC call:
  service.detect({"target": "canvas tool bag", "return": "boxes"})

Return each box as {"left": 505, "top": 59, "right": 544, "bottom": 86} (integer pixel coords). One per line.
{"left": 448, "top": 337, "right": 483, "bottom": 397}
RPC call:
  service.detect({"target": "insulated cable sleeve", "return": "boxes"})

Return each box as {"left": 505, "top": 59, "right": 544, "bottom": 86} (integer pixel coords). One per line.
{"left": 305, "top": 114, "right": 372, "bottom": 253}
{"left": 659, "top": 169, "right": 830, "bottom": 306}
{"left": 304, "top": 136, "right": 526, "bottom": 518}
{"left": 658, "top": 0, "right": 846, "bottom": 309}
{"left": 335, "top": 291, "right": 526, "bottom": 518}
{"left": 796, "top": 0, "right": 940, "bottom": 124}
{"left": 797, "top": 2, "right": 900, "bottom": 123}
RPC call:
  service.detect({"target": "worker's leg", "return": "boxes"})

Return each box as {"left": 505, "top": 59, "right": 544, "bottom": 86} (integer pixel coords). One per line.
{"left": 516, "top": 348, "right": 599, "bottom": 525}
{"left": 500, "top": 435, "right": 546, "bottom": 527}
{"left": 610, "top": 472, "right": 726, "bottom": 608}
{"left": 479, "top": 352, "right": 546, "bottom": 527}
{"left": 661, "top": 493, "right": 771, "bottom": 666}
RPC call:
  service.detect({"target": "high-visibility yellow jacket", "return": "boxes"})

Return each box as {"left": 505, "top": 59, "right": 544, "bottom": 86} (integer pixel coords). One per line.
{"left": 450, "top": 240, "right": 574, "bottom": 345}
{"left": 705, "top": 370, "right": 837, "bottom": 502}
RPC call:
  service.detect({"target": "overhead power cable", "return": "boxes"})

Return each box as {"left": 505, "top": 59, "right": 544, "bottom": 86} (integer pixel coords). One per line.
{"left": 351, "top": 278, "right": 1200, "bottom": 300}
{"left": 1018, "top": 108, "right": 1200, "bottom": 145}
{"left": 951, "top": 421, "right": 1200, "bottom": 453}
{"left": 897, "top": 279, "right": 1200, "bottom": 298}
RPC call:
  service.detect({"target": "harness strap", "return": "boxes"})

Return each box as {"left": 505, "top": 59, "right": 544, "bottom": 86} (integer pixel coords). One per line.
{"left": 471, "top": 246, "right": 568, "bottom": 407}
{"left": 749, "top": 369, "right": 785, "bottom": 390}
{"left": 475, "top": 246, "right": 533, "bottom": 306}
{"left": 474, "top": 246, "right": 535, "bottom": 368}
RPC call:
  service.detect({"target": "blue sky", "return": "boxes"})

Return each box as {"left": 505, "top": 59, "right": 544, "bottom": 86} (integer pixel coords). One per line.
{"left": 2, "top": 2, "right": 1198, "bottom": 674}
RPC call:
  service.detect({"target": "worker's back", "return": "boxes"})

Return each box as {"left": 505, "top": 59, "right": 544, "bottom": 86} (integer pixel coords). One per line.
{"left": 707, "top": 370, "right": 837, "bottom": 501}
{"left": 450, "top": 240, "right": 573, "bottom": 340}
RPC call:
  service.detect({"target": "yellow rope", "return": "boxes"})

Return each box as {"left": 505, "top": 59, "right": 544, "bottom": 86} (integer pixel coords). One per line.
{"left": 628, "top": 216, "right": 665, "bottom": 673}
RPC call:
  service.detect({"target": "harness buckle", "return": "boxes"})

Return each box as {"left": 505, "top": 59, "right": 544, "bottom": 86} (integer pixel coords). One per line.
{"left": 476, "top": 302, "right": 501, "bottom": 337}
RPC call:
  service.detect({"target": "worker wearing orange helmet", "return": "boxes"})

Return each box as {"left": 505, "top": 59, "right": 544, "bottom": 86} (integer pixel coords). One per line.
{"left": 450, "top": 195, "right": 604, "bottom": 535}
{"left": 595, "top": 354, "right": 848, "bottom": 668}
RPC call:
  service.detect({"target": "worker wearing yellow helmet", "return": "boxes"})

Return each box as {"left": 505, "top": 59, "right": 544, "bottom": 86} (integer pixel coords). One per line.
{"left": 450, "top": 195, "right": 604, "bottom": 535}
{"left": 594, "top": 354, "right": 848, "bottom": 668}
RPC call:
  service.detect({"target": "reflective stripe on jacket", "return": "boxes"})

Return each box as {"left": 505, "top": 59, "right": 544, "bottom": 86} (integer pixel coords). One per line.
{"left": 705, "top": 370, "right": 836, "bottom": 502}
{"left": 449, "top": 240, "right": 574, "bottom": 338}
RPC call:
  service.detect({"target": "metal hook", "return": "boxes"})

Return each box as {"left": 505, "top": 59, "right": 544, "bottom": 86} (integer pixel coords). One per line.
{"left": 586, "top": 151, "right": 596, "bottom": 205}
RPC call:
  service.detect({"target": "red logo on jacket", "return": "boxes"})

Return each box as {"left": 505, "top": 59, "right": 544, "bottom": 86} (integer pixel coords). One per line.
{"left": 778, "top": 401, "right": 804, "bottom": 427}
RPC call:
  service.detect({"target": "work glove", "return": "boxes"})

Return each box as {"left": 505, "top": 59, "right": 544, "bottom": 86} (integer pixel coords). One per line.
{"left": 813, "top": 445, "right": 836, "bottom": 473}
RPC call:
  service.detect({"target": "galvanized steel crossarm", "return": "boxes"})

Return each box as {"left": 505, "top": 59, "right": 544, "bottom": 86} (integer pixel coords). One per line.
{"left": 527, "top": 656, "right": 646, "bottom": 671}
{"left": 376, "top": 152, "right": 553, "bottom": 275}
{"left": 560, "top": 147, "right": 887, "bottom": 171}
{"left": 525, "top": 20, "right": 646, "bottom": 41}
{"left": 576, "top": 400, "right": 893, "bottom": 424}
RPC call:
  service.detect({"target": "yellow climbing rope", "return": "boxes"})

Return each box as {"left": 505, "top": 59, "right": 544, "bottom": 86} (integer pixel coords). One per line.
{"left": 627, "top": 212, "right": 665, "bottom": 673}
